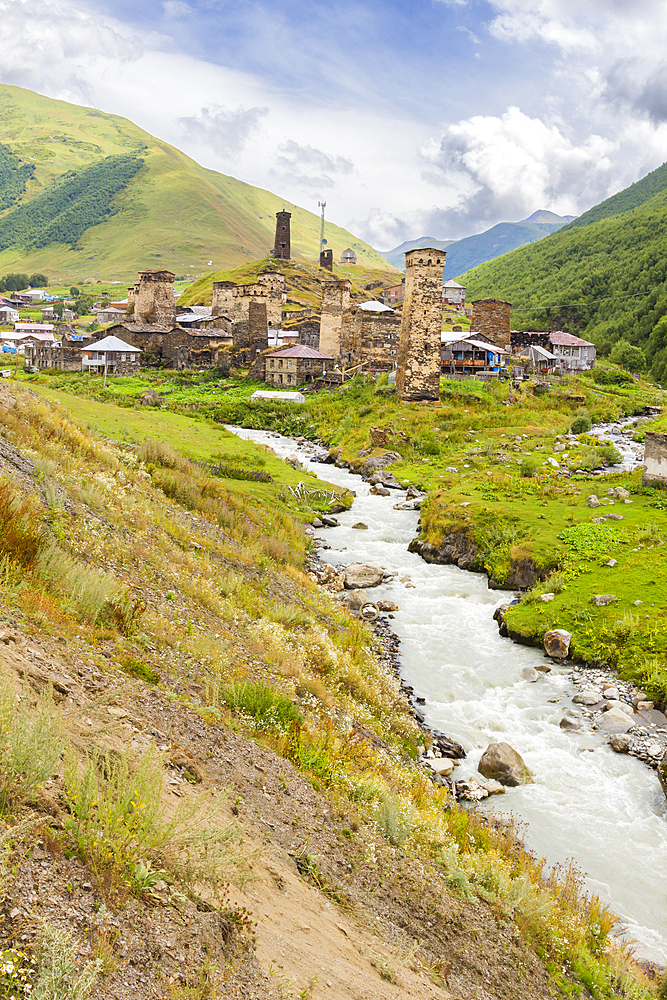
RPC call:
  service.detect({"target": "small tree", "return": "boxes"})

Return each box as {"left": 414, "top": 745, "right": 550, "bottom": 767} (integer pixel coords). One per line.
{"left": 28, "top": 272, "right": 48, "bottom": 287}
{"left": 70, "top": 286, "right": 80, "bottom": 297}
{"left": 610, "top": 338, "right": 646, "bottom": 373}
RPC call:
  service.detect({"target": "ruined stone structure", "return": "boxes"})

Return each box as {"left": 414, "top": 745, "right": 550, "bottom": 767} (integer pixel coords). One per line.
{"left": 273, "top": 211, "right": 291, "bottom": 260}
{"left": 319, "top": 249, "right": 333, "bottom": 272}
{"left": 319, "top": 279, "right": 351, "bottom": 359}
{"left": 130, "top": 271, "right": 176, "bottom": 327}
{"left": 103, "top": 323, "right": 232, "bottom": 371}
{"left": 340, "top": 306, "right": 400, "bottom": 372}
{"left": 396, "top": 248, "right": 447, "bottom": 401}
{"left": 211, "top": 271, "right": 284, "bottom": 353}
{"left": 471, "top": 299, "right": 511, "bottom": 350}
{"left": 24, "top": 334, "right": 94, "bottom": 372}
{"left": 211, "top": 281, "right": 236, "bottom": 318}
{"left": 643, "top": 433, "right": 667, "bottom": 486}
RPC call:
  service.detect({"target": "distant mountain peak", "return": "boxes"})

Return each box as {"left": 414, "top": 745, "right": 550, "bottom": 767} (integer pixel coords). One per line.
{"left": 521, "top": 210, "right": 578, "bottom": 225}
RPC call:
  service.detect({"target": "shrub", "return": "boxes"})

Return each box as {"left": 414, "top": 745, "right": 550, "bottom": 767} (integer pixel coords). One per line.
{"left": 376, "top": 791, "right": 414, "bottom": 846}
{"left": 64, "top": 747, "right": 256, "bottom": 901}
{"left": 419, "top": 432, "right": 440, "bottom": 456}
{"left": 36, "top": 543, "right": 139, "bottom": 630}
{"left": 598, "top": 443, "right": 622, "bottom": 466}
{"left": 120, "top": 656, "right": 158, "bottom": 684}
{"left": 31, "top": 922, "right": 101, "bottom": 1000}
{"left": 519, "top": 455, "right": 541, "bottom": 477}
{"left": 571, "top": 410, "right": 592, "bottom": 434}
{"left": 0, "top": 677, "right": 64, "bottom": 812}
{"left": 221, "top": 681, "right": 302, "bottom": 730}
{"left": 0, "top": 480, "right": 43, "bottom": 568}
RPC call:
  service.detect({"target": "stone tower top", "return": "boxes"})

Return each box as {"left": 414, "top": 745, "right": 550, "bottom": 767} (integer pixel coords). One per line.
{"left": 273, "top": 211, "right": 291, "bottom": 260}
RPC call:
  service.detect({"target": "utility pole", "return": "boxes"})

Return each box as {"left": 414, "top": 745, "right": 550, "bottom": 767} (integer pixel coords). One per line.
{"left": 318, "top": 201, "right": 326, "bottom": 261}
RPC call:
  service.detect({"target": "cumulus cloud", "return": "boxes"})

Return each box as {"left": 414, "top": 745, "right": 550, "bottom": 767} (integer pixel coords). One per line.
{"left": 417, "top": 107, "right": 618, "bottom": 238}
{"left": 177, "top": 104, "right": 268, "bottom": 159}
{"left": 269, "top": 140, "right": 354, "bottom": 190}
{"left": 0, "top": 0, "right": 142, "bottom": 103}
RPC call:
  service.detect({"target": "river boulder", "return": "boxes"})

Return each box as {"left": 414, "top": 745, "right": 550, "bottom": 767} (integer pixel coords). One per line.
{"left": 478, "top": 742, "right": 533, "bottom": 786}
{"left": 596, "top": 706, "right": 634, "bottom": 734}
{"left": 572, "top": 689, "right": 601, "bottom": 705}
{"left": 658, "top": 752, "right": 667, "bottom": 803}
{"left": 543, "top": 628, "right": 572, "bottom": 659}
{"left": 344, "top": 563, "right": 384, "bottom": 589}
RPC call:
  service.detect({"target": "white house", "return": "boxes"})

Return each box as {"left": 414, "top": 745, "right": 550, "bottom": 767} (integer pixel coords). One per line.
{"left": 443, "top": 279, "right": 466, "bottom": 306}
{"left": 548, "top": 331, "right": 596, "bottom": 370}
{"left": 0, "top": 306, "right": 20, "bottom": 325}
{"left": 81, "top": 335, "right": 142, "bottom": 377}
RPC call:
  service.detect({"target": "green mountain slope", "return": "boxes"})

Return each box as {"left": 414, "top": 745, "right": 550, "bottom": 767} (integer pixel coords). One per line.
{"left": 0, "top": 85, "right": 394, "bottom": 282}
{"left": 566, "top": 160, "right": 667, "bottom": 229}
{"left": 460, "top": 170, "right": 667, "bottom": 379}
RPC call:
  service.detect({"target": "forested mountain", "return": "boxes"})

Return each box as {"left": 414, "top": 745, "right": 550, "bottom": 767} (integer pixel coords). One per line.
{"left": 460, "top": 163, "right": 667, "bottom": 381}
{"left": 0, "top": 85, "right": 392, "bottom": 282}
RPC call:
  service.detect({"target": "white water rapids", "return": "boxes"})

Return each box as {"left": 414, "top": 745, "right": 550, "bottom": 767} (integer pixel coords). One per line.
{"left": 230, "top": 425, "right": 667, "bottom": 955}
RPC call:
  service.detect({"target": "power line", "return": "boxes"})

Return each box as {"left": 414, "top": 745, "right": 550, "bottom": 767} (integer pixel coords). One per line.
{"left": 511, "top": 286, "right": 661, "bottom": 313}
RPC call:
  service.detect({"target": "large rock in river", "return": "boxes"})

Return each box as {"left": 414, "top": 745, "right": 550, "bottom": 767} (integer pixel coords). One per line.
{"left": 544, "top": 628, "right": 572, "bottom": 659}
{"left": 344, "top": 563, "right": 384, "bottom": 589}
{"left": 596, "top": 705, "right": 634, "bottom": 734}
{"left": 478, "top": 742, "right": 533, "bottom": 787}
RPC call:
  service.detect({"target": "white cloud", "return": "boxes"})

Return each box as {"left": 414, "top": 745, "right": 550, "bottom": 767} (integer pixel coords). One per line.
{"left": 177, "top": 104, "right": 268, "bottom": 159}
{"left": 163, "top": 1, "right": 193, "bottom": 17}
{"left": 269, "top": 140, "right": 354, "bottom": 191}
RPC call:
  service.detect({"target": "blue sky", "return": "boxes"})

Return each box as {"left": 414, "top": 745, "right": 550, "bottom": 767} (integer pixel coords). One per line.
{"left": 2, "top": 0, "right": 667, "bottom": 248}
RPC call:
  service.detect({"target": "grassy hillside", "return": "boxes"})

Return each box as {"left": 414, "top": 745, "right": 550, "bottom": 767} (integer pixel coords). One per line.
{"left": 567, "top": 160, "right": 667, "bottom": 229}
{"left": 0, "top": 375, "right": 657, "bottom": 998}
{"left": 460, "top": 174, "right": 667, "bottom": 380}
{"left": 179, "top": 256, "right": 401, "bottom": 311}
{"left": 0, "top": 85, "right": 395, "bottom": 283}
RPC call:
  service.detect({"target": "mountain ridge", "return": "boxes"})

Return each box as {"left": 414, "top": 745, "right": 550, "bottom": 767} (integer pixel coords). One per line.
{"left": 381, "top": 212, "right": 573, "bottom": 274}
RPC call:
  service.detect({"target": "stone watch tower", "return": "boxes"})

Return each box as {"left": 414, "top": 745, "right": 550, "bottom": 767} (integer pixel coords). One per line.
{"left": 273, "top": 210, "right": 291, "bottom": 260}
{"left": 471, "top": 298, "right": 511, "bottom": 349}
{"left": 319, "top": 278, "right": 351, "bottom": 358}
{"left": 319, "top": 248, "right": 333, "bottom": 272}
{"left": 133, "top": 270, "right": 176, "bottom": 327}
{"left": 396, "top": 248, "right": 446, "bottom": 401}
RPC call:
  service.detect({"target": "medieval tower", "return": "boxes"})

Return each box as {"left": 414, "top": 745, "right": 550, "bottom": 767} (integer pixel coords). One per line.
{"left": 396, "top": 248, "right": 447, "bottom": 401}
{"left": 471, "top": 298, "right": 511, "bottom": 349}
{"left": 319, "top": 278, "right": 351, "bottom": 359}
{"left": 273, "top": 210, "right": 291, "bottom": 260}
{"left": 132, "top": 270, "right": 176, "bottom": 327}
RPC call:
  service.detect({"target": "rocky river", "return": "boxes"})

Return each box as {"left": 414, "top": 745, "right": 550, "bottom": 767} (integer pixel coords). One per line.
{"left": 229, "top": 423, "right": 667, "bottom": 969}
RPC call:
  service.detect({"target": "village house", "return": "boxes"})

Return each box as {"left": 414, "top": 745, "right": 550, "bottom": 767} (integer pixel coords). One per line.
{"left": 96, "top": 306, "right": 128, "bottom": 325}
{"left": 383, "top": 280, "right": 405, "bottom": 306}
{"left": 14, "top": 322, "right": 55, "bottom": 344}
{"left": 548, "top": 331, "right": 596, "bottom": 370}
{"left": 339, "top": 300, "right": 400, "bottom": 372}
{"left": 340, "top": 248, "right": 357, "bottom": 266}
{"left": 24, "top": 333, "right": 94, "bottom": 371}
{"left": 521, "top": 342, "right": 561, "bottom": 374}
{"left": 81, "top": 335, "right": 142, "bottom": 377}
{"left": 443, "top": 279, "right": 466, "bottom": 307}
{"left": 264, "top": 345, "right": 334, "bottom": 386}
{"left": 440, "top": 333, "right": 508, "bottom": 374}
{"left": 0, "top": 306, "right": 19, "bottom": 325}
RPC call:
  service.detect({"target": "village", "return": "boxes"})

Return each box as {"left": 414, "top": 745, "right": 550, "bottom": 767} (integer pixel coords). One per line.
{"left": 2, "top": 212, "right": 597, "bottom": 395}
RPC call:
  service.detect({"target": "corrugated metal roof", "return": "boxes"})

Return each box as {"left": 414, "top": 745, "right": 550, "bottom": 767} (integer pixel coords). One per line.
{"left": 269, "top": 345, "right": 334, "bottom": 359}
{"left": 84, "top": 336, "right": 142, "bottom": 352}
{"left": 549, "top": 331, "right": 595, "bottom": 347}
{"left": 358, "top": 300, "right": 394, "bottom": 312}
{"left": 530, "top": 344, "right": 558, "bottom": 360}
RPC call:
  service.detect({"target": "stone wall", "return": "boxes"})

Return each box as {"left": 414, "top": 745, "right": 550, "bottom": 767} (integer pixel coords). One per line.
{"left": 133, "top": 270, "right": 176, "bottom": 327}
{"left": 471, "top": 299, "right": 511, "bottom": 349}
{"left": 248, "top": 299, "right": 268, "bottom": 355}
{"left": 642, "top": 433, "right": 667, "bottom": 486}
{"left": 104, "top": 324, "right": 232, "bottom": 370}
{"left": 396, "top": 248, "right": 447, "bottom": 401}
{"left": 319, "top": 279, "right": 351, "bottom": 358}
{"left": 340, "top": 309, "right": 400, "bottom": 371}
{"left": 273, "top": 211, "right": 291, "bottom": 260}
{"left": 24, "top": 336, "right": 94, "bottom": 371}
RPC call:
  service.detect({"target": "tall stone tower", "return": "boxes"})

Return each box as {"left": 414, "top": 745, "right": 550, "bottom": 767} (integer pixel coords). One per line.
{"left": 319, "top": 248, "right": 333, "bottom": 272}
{"left": 396, "top": 248, "right": 446, "bottom": 402}
{"left": 319, "top": 278, "right": 351, "bottom": 358}
{"left": 211, "top": 280, "right": 236, "bottom": 318}
{"left": 133, "top": 270, "right": 176, "bottom": 327}
{"left": 471, "top": 298, "right": 511, "bottom": 349}
{"left": 273, "top": 210, "right": 291, "bottom": 260}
